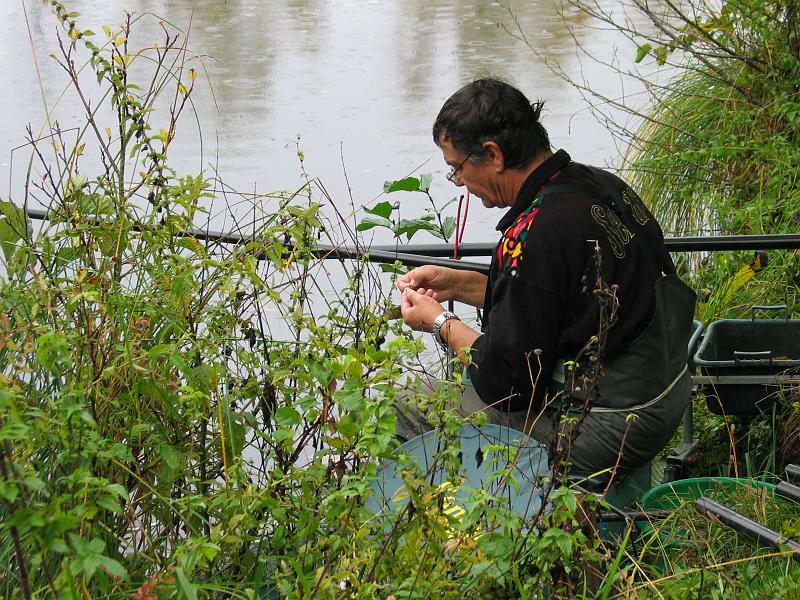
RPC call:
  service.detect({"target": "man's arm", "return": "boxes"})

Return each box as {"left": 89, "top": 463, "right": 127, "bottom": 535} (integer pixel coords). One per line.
{"left": 439, "top": 318, "right": 481, "bottom": 363}
{"left": 452, "top": 270, "right": 488, "bottom": 308}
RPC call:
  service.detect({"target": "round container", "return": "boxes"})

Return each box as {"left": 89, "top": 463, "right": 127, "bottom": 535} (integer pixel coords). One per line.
{"left": 365, "top": 424, "right": 550, "bottom": 526}
{"left": 640, "top": 476, "right": 775, "bottom": 514}
{"left": 637, "top": 477, "right": 776, "bottom": 573}
{"left": 639, "top": 477, "right": 776, "bottom": 549}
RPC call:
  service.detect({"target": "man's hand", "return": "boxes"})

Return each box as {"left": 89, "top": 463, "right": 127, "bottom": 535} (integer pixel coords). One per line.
{"left": 397, "top": 265, "right": 458, "bottom": 302}
{"left": 400, "top": 287, "right": 444, "bottom": 332}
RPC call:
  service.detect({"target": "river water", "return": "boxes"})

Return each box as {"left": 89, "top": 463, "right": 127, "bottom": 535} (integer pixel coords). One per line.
{"left": 1, "top": 0, "right": 651, "bottom": 244}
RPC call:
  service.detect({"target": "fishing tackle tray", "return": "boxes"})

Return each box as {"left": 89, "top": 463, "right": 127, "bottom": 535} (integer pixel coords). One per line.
{"left": 693, "top": 312, "right": 800, "bottom": 415}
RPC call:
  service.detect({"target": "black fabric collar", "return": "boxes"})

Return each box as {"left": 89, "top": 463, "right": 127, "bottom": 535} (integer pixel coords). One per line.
{"left": 495, "top": 149, "right": 572, "bottom": 231}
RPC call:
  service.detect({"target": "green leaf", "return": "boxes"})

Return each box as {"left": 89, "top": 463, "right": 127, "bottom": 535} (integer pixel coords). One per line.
{"left": 418, "top": 173, "right": 433, "bottom": 192}
{"left": 171, "top": 266, "right": 197, "bottom": 302}
{"left": 384, "top": 177, "right": 421, "bottom": 193}
{"left": 75, "top": 191, "right": 113, "bottom": 215}
{"left": 275, "top": 406, "right": 301, "bottom": 426}
{"left": 105, "top": 483, "right": 129, "bottom": 501}
{"left": 396, "top": 218, "right": 439, "bottom": 241}
{"left": 81, "top": 554, "right": 103, "bottom": 580}
{"left": 336, "top": 416, "right": 359, "bottom": 439}
{"left": 0, "top": 421, "right": 31, "bottom": 441}
{"left": 0, "top": 200, "right": 30, "bottom": 263}
{"left": 157, "top": 444, "right": 181, "bottom": 473}
{"left": 49, "top": 538, "right": 69, "bottom": 554}
{"left": 97, "top": 223, "right": 128, "bottom": 257}
{"left": 441, "top": 216, "right": 456, "bottom": 240}
{"left": 310, "top": 360, "right": 329, "bottom": 384}
{"left": 35, "top": 331, "right": 73, "bottom": 374}
{"left": 99, "top": 556, "right": 127, "bottom": 579}
{"left": 8, "top": 508, "right": 45, "bottom": 529}
{"left": 654, "top": 45, "right": 668, "bottom": 65}
{"left": 380, "top": 262, "right": 409, "bottom": 275}
{"left": 555, "top": 532, "right": 572, "bottom": 555}
{"left": 0, "top": 481, "right": 19, "bottom": 503}
{"left": 334, "top": 381, "right": 364, "bottom": 412}
{"left": 273, "top": 427, "right": 294, "bottom": 447}
{"left": 96, "top": 495, "right": 123, "bottom": 513}
{"left": 56, "top": 245, "right": 82, "bottom": 266}
{"left": 23, "top": 476, "right": 46, "bottom": 493}
{"left": 635, "top": 44, "right": 652, "bottom": 63}
{"left": 177, "top": 236, "right": 207, "bottom": 257}
{"left": 364, "top": 201, "right": 394, "bottom": 219}
{"left": 356, "top": 214, "right": 393, "bottom": 232}
{"left": 175, "top": 567, "right": 198, "bottom": 600}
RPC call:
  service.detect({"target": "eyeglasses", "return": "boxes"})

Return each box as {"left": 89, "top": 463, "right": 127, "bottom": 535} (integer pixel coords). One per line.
{"left": 446, "top": 153, "right": 473, "bottom": 183}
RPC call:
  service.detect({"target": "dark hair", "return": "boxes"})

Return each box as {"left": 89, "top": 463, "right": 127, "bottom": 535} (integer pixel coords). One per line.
{"left": 432, "top": 78, "right": 550, "bottom": 170}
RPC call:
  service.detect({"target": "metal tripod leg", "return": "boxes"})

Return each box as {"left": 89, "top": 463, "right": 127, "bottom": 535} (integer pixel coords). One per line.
{"left": 663, "top": 385, "right": 700, "bottom": 482}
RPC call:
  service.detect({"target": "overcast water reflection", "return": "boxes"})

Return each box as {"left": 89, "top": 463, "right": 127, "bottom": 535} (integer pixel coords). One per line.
{"left": 1, "top": 0, "right": 645, "bottom": 241}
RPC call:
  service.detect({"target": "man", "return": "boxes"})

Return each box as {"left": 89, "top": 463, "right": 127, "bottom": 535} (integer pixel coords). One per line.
{"left": 397, "top": 78, "right": 695, "bottom": 478}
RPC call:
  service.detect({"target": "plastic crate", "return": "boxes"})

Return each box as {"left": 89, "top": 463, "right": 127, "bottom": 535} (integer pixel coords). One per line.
{"left": 693, "top": 314, "right": 800, "bottom": 415}
{"left": 687, "top": 320, "right": 704, "bottom": 370}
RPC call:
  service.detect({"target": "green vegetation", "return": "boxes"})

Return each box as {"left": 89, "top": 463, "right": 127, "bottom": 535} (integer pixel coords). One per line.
{"left": 625, "top": 0, "right": 800, "bottom": 327}
{"left": 637, "top": 480, "right": 800, "bottom": 598}
{"left": 0, "top": 4, "right": 605, "bottom": 598}
{"left": 609, "top": 0, "right": 800, "bottom": 484}
{"left": 1, "top": 1, "right": 799, "bottom": 598}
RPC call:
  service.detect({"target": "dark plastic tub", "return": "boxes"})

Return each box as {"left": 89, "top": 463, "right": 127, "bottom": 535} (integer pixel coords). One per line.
{"left": 687, "top": 320, "right": 704, "bottom": 370}
{"left": 693, "top": 317, "right": 800, "bottom": 415}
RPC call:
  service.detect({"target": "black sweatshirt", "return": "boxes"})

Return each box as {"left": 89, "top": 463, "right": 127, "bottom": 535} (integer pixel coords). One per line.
{"left": 467, "top": 150, "right": 666, "bottom": 412}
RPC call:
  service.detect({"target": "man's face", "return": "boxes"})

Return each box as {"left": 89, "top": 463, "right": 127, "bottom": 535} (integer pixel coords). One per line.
{"left": 438, "top": 135, "right": 505, "bottom": 209}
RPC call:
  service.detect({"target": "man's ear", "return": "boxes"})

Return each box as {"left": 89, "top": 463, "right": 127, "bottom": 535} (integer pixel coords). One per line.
{"left": 482, "top": 140, "right": 505, "bottom": 173}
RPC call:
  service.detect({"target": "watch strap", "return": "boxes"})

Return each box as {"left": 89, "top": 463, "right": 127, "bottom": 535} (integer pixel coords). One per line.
{"left": 432, "top": 311, "right": 460, "bottom": 348}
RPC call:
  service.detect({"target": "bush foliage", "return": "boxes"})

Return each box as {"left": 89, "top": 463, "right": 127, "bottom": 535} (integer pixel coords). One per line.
{"left": 0, "top": 4, "right": 603, "bottom": 598}
{"left": 1, "top": 2, "right": 799, "bottom": 598}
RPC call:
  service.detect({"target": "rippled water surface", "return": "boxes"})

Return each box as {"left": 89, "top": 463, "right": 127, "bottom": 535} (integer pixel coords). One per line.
{"left": 1, "top": 0, "right": 646, "bottom": 238}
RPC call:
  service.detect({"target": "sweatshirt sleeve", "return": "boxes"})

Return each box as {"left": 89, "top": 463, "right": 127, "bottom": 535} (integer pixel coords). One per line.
{"left": 467, "top": 275, "right": 564, "bottom": 412}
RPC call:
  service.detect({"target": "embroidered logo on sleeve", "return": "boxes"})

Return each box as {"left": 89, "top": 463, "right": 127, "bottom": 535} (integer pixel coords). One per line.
{"left": 497, "top": 197, "right": 542, "bottom": 276}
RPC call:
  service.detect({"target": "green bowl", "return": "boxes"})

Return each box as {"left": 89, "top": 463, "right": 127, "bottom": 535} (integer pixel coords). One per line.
{"left": 636, "top": 477, "right": 776, "bottom": 572}
{"left": 640, "top": 477, "right": 776, "bottom": 513}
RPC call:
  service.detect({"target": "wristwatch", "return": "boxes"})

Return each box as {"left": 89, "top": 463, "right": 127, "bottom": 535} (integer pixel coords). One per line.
{"left": 432, "top": 310, "right": 460, "bottom": 349}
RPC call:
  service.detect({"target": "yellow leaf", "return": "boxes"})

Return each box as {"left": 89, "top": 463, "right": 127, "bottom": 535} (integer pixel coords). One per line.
{"left": 75, "top": 143, "right": 85, "bottom": 156}
{"left": 102, "top": 25, "right": 111, "bottom": 37}
{"left": 188, "top": 68, "right": 197, "bottom": 81}
{"left": 105, "top": 128, "right": 112, "bottom": 139}
{"left": 177, "top": 82, "right": 188, "bottom": 96}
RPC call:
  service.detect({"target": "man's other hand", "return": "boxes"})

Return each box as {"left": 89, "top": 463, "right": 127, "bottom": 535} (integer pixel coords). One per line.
{"left": 396, "top": 265, "right": 457, "bottom": 302}
{"left": 400, "top": 288, "right": 444, "bottom": 332}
